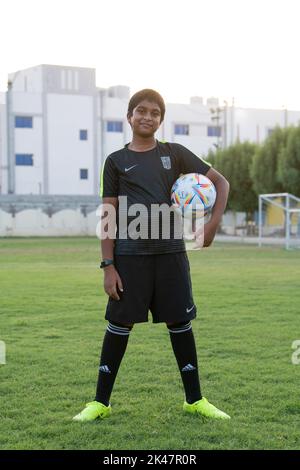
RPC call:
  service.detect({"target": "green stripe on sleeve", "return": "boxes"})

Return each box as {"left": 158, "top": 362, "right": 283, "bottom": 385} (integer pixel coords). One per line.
{"left": 99, "top": 163, "right": 105, "bottom": 197}
{"left": 199, "top": 156, "right": 212, "bottom": 167}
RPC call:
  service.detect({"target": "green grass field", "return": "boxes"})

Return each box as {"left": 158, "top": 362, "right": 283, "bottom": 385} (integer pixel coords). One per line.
{"left": 0, "top": 237, "right": 299, "bottom": 450}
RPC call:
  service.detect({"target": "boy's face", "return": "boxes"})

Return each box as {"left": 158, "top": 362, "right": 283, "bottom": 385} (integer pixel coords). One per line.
{"left": 128, "top": 99, "right": 162, "bottom": 138}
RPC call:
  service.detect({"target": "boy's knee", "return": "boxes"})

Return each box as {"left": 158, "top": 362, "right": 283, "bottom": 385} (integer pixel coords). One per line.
{"left": 109, "top": 321, "right": 134, "bottom": 330}
{"left": 166, "top": 321, "right": 190, "bottom": 328}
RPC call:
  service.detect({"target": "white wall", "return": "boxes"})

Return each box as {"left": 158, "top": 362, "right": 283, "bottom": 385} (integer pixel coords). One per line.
{"left": 0, "top": 208, "right": 98, "bottom": 236}
{"left": 11, "top": 89, "right": 44, "bottom": 194}
{"left": 14, "top": 116, "right": 44, "bottom": 194}
{"left": 0, "top": 97, "right": 7, "bottom": 194}
{"left": 47, "top": 93, "right": 95, "bottom": 195}
{"left": 0, "top": 206, "right": 246, "bottom": 237}
{"left": 8, "top": 66, "right": 43, "bottom": 93}
{"left": 13, "top": 92, "right": 42, "bottom": 115}
{"left": 101, "top": 96, "right": 129, "bottom": 158}
{"left": 164, "top": 102, "right": 219, "bottom": 152}
{"left": 233, "top": 107, "right": 300, "bottom": 143}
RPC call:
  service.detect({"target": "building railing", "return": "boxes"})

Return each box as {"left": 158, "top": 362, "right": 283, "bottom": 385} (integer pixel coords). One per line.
{"left": 0, "top": 195, "right": 101, "bottom": 217}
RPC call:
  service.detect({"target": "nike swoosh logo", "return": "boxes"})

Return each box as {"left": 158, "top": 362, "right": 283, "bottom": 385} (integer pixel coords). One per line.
{"left": 186, "top": 305, "right": 194, "bottom": 313}
{"left": 125, "top": 164, "right": 138, "bottom": 172}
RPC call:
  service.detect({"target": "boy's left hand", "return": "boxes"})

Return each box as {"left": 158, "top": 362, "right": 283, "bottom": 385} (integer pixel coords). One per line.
{"left": 203, "top": 220, "right": 218, "bottom": 247}
{"left": 194, "top": 219, "right": 218, "bottom": 248}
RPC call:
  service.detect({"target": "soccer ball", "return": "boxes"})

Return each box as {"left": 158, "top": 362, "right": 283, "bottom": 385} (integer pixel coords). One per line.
{"left": 171, "top": 173, "right": 216, "bottom": 220}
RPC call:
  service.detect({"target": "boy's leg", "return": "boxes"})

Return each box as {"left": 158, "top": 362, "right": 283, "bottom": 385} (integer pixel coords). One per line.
{"left": 72, "top": 321, "right": 132, "bottom": 422}
{"left": 73, "top": 255, "right": 154, "bottom": 422}
{"left": 152, "top": 252, "right": 201, "bottom": 403}
{"left": 167, "top": 321, "right": 202, "bottom": 404}
{"left": 167, "top": 320, "right": 230, "bottom": 419}
{"left": 152, "top": 253, "right": 230, "bottom": 419}
{"left": 95, "top": 321, "right": 133, "bottom": 406}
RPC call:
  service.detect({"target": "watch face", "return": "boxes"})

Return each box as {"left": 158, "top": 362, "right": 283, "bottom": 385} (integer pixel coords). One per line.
{"left": 101, "top": 260, "right": 113, "bottom": 268}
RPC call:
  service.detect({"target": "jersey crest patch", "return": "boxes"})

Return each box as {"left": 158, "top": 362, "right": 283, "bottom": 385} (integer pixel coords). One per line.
{"left": 161, "top": 156, "right": 171, "bottom": 169}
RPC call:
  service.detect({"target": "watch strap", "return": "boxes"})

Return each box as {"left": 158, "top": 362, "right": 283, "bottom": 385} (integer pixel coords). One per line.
{"left": 100, "top": 259, "right": 114, "bottom": 269}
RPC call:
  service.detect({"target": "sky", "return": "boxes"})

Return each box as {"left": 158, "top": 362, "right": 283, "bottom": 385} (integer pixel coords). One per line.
{"left": 1, "top": 0, "right": 300, "bottom": 109}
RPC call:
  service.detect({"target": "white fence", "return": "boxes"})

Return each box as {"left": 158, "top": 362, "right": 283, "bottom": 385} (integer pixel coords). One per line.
{"left": 0, "top": 195, "right": 256, "bottom": 238}
{"left": 0, "top": 195, "right": 100, "bottom": 237}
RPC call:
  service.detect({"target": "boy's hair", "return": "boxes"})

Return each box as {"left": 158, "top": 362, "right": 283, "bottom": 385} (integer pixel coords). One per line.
{"left": 127, "top": 89, "right": 165, "bottom": 122}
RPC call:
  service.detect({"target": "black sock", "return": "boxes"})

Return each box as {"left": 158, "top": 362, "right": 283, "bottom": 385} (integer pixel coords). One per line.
{"left": 168, "top": 322, "right": 202, "bottom": 404}
{"left": 95, "top": 322, "right": 132, "bottom": 406}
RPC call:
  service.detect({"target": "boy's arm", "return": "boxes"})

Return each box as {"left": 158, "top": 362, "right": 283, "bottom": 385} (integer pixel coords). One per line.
{"left": 172, "top": 144, "right": 229, "bottom": 247}
{"left": 101, "top": 196, "right": 117, "bottom": 260}
{"left": 101, "top": 197, "right": 123, "bottom": 301}
{"left": 200, "top": 167, "right": 230, "bottom": 247}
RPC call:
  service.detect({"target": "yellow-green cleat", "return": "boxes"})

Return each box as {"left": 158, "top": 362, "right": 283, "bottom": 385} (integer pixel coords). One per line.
{"left": 72, "top": 401, "right": 112, "bottom": 422}
{"left": 183, "top": 397, "right": 231, "bottom": 420}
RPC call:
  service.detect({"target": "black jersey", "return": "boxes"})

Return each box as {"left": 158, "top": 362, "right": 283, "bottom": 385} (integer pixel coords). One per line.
{"left": 100, "top": 141, "right": 211, "bottom": 255}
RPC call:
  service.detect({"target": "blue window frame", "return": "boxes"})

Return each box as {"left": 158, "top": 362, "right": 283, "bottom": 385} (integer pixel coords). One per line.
{"left": 80, "top": 129, "right": 88, "bottom": 140}
{"left": 15, "top": 116, "right": 33, "bottom": 128}
{"left": 107, "top": 121, "right": 123, "bottom": 133}
{"left": 80, "top": 169, "right": 88, "bottom": 180}
{"left": 174, "top": 124, "right": 189, "bottom": 135}
{"left": 15, "top": 154, "right": 33, "bottom": 166}
{"left": 207, "top": 126, "right": 221, "bottom": 137}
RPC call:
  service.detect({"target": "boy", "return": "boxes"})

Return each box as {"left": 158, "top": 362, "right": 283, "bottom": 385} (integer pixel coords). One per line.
{"left": 73, "top": 89, "right": 230, "bottom": 421}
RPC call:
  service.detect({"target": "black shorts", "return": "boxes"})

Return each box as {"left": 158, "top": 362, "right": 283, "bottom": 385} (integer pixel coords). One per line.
{"left": 105, "top": 252, "right": 197, "bottom": 324}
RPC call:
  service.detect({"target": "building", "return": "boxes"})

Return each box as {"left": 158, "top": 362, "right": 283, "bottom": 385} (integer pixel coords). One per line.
{"left": 1, "top": 64, "right": 300, "bottom": 196}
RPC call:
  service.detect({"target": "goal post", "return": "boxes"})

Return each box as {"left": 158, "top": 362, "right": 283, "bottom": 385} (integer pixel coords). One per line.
{"left": 258, "top": 193, "right": 300, "bottom": 250}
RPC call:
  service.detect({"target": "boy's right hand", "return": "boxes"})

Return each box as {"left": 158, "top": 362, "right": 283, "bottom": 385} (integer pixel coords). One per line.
{"left": 103, "top": 265, "right": 124, "bottom": 301}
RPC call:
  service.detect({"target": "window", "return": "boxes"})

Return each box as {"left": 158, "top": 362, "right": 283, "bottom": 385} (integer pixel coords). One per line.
{"left": 80, "top": 129, "right": 88, "bottom": 140}
{"left": 80, "top": 169, "right": 88, "bottom": 180}
{"left": 107, "top": 121, "right": 123, "bottom": 133}
{"left": 267, "top": 128, "right": 274, "bottom": 137}
{"left": 15, "top": 154, "right": 33, "bottom": 166}
{"left": 15, "top": 116, "right": 33, "bottom": 128}
{"left": 174, "top": 124, "right": 189, "bottom": 135}
{"left": 207, "top": 126, "right": 221, "bottom": 137}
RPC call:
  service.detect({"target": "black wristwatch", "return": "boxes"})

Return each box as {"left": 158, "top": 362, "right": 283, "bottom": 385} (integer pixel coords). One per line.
{"left": 100, "top": 259, "right": 114, "bottom": 269}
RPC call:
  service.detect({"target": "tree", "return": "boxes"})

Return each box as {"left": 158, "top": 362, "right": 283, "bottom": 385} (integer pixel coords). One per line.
{"left": 206, "top": 149, "right": 216, "bottom": 167}
{"left": 278, "top": 126, "right": 300, "bottom": 196}
{"left": 251, "top": 126, "right": 290, "bottom": 195}
{"left": 209, "top": 142, "right": 258, "bottom": 221}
